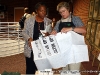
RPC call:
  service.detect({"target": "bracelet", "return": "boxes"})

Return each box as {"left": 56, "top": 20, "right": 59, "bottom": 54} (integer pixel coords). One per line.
{"left": 72, "top": 27, "right": 75, "bottom": 31}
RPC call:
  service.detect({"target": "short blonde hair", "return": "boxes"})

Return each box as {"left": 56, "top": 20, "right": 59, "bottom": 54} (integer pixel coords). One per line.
{"left": 57, "top": 2, "right": 70, "bottom": 11}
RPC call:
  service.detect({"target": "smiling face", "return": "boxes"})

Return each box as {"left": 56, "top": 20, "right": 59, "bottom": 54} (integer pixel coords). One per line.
{"left": 36, "top": 5, "right": 47, "bottom": 19}
{"left": 59, "top": 7, "right": 70, "bottom": 19}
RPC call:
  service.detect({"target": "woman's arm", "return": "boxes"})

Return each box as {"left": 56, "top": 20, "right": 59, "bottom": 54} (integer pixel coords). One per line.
{"left": 50, "top": 20, "right": 60, "bottom": 35}
{"left": 60, "top": 26, "right": 86, "bottom": 34}
{"left": 72, "top": 16, "right": 86, "bottom": 34}
{"left": 61, "top": 16, "right": 86, "bottom": 34}
{"left": 21, "top": 19, "right": 33, "bottom": 48}
{"left": 21, "top": 20, "right": 31, "bottom": 41}
{"left": 72, "top": 26, "right": 86, "bottom": 33}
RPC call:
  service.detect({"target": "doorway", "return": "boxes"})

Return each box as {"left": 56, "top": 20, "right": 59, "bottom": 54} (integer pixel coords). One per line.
{"left": 14, "top": 7, "right": 24, "bottom": 22}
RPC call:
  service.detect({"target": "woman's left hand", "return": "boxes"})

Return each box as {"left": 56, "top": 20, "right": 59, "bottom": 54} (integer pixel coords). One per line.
{"left": 42, "top": 32, "right": 50, "bottom": 36}
{"left": 61, "top": 27, "right": 72, "bottom": 33}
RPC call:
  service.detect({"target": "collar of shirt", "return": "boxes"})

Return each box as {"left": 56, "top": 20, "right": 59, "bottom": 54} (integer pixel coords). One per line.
{"left": 61, "top": 14, "right": 71, "bottom": 22}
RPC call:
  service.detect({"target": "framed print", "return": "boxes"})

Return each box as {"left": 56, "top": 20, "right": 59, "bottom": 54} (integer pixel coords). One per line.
{"left": 90, "top": 21, "right": 97, "bottom": 43}
{"left": 88, "top": 0, "right": 94, "bottom": 19}
{"left": 86, "top": 21, "right": 92, "bottom": 40}
{"left": 97, "top": 2, "right": 100, "bottom": 20}
{"left": 94, "top": 22, "right": 100, "bottom": 47}
{"left": 93, "top": 0, "right": 99, "bottom": 19}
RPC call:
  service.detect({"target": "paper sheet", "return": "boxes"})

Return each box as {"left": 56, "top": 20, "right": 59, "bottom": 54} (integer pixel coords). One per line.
{"left": 40, "top": 24, "right": 52, "bottom": 36}
{"left": 31, "top": 31, "right": 89, "bottom": 70}
{"left": 31, "top": 40, "right": 52, "bottom": 70}
{"left": 39, "top": 35, "right": 60, "bottom": 57}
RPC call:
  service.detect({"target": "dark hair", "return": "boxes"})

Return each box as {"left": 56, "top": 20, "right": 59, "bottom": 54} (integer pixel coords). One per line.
{"left": 24, "top": 7, "right": 29, "bottom": 13}
{"left": 35, "top": 2, "right": 47, "bottom": 11}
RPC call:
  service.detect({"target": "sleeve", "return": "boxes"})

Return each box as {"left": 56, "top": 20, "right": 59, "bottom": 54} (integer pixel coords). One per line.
{"left": 26, "top": 14, "right": 31, "bottom": 18}
{"left": 53, "top": 20, "right": 60, "bottom": 32}
{"left": 72, "top": 16, "right": 84, "bottom": 27}
{"left": 44, "top": 18, "right": 52, "bottom": 33}
{"left": 21, "top": 19, "right": 30, "bottom": 41}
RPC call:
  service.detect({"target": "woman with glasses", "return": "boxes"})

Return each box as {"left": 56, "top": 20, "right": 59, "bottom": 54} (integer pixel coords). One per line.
{"left": 51, "top": 1, "right": 86, "bottom": 75}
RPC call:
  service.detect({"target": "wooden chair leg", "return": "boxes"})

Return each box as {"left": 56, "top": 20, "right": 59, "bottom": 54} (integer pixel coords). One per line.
{"left": 92, "top": 55, "right": 95, "bottom": 66}
{"left": 98, "top": 63, "right": 100, "bottom": 71}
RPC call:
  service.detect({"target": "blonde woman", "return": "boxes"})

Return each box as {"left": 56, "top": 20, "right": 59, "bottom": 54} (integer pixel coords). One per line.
{"left": 51, "top": 2, "right": 86, "bottom": 75}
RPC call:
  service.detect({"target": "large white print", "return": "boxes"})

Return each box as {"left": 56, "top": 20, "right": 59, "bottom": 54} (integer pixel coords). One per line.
{"left": 31, "top": 31, "right": 89, "bottom": 70}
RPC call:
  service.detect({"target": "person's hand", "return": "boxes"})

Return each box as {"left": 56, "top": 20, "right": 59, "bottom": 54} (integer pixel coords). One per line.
{"left": 50, "top": 30, "right": 57, "bottom": 35}
{"left": 28, "top": 38, "right": 33, "bottom": 48}
{"left": 42, "top": 32, "right": 50, "bottom": 36}
{"left": 61, "top": 27, "right": 72, "bottom": 33}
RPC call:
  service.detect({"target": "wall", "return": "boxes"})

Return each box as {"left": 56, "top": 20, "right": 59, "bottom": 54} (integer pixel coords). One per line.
{"left": 73, "top": 0, "right": 90, "bottom": 26}
{"left": 0, "top": 0, "right": 71, "bottom": 22}
{"left": 0, "top": 0, "right": 90, "bottom": 23}
{"left": 0, "top": 0, "right": 29, "bottom": 22}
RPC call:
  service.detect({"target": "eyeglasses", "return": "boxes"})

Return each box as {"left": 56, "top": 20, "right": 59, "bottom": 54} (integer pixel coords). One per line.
{"left": 59, "top": 10, "right": 67, "bottom": 14}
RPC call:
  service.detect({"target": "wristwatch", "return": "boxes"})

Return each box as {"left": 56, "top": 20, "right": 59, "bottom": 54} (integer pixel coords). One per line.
{"left": 72, "top": 27, "right": 75, "bottom": 31}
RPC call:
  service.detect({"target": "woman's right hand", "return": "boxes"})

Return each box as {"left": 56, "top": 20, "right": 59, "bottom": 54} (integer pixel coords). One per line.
{"left": 50, "top": 30, "right": 57, "bottom": 35}
{"left": 28, "top": 38, "right": 33, "bottom": 48}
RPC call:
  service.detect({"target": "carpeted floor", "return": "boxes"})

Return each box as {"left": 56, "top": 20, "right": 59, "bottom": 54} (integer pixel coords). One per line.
{"left": 81, "top": 53, "right": 99, "bottom": 75}
{"left": 0, "top": 53, "right": 26, "bottom": 74}
{"left": 0, "top": 53, "right": 99, "bottom": 75}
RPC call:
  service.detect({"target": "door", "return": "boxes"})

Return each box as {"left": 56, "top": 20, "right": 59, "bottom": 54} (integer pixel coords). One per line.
{"left": 14, "top": 7, "right": 24, "bottom": 22}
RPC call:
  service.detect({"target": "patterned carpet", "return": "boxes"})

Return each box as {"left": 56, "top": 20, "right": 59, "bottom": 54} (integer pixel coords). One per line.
{"left": 81, "top": 54, "right": 99, "bottom": 75}
{"left": 0, "top": 53, "right": 98, "bottom": 75}
{"left": 0, "top": 53, "right": 26, "bottom": 74}
{"left": 80, "top": 63, "right": 89, "bottom": 75}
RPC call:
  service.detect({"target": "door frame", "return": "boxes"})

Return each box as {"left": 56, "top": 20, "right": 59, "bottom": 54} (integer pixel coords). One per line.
{"left": 14, "top": 7, "right": 24, "bottom": 22}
